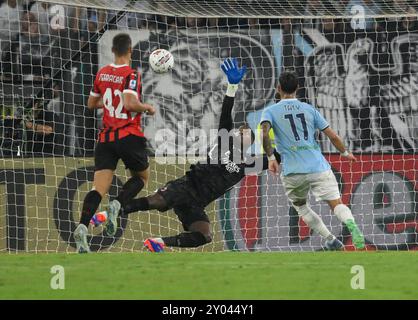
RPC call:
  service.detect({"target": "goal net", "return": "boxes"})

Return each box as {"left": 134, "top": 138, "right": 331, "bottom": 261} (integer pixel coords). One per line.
{"left": 0, "top": 0, "right": 417, "bottom": 252}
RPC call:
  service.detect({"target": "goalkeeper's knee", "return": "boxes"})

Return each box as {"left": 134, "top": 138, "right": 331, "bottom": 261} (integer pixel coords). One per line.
{"left": 203, "top": 232, "right": 213, "bottom": 244}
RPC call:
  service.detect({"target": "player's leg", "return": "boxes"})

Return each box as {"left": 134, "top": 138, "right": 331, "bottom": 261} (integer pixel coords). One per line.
{"left": 105, "top": 167, "right": 150, "bottom": 236}
{"left": 115, "top": 168, "right": 150, "bottom": 209}
{"left": 74, "top": 141, "right": 118, "bottom": 253}
{"left": 144, "top": 206, "right": 212, "bottom": 252}
{"left": 121, "top": 175, "right": 193, "bottom": 215}
{"left": 123, "top": 192, "right": 169, "bottom": 214}
{"left": 144, "top": 222, "right": 212, "bottom": 252}
{"left": 326, "top": 198, "right": 365, "bottom": 249}
{"left": 310, "top": 170, "right": 365, "bottom": 249}
{"left": 161, "top": 220, "right": 212, "bottom": 247}
{"left": 292, "top": 199, "right": 343, "bottom": 250}
{"left": 74, "top": 169, "right": 114, "bottom": 253}
{"left": 282, "top": 174, "right": 343, "bottom": 250}
{"left": 105, "top": 135, "right": 150, "bottom": 236}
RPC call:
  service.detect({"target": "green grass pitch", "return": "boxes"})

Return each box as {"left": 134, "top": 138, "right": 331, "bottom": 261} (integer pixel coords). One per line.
{"left": 0, "top": 251, "right": 417, "bottom": 299}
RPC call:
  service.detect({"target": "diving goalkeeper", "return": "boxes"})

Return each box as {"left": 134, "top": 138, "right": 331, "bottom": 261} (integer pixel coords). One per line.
{"left": 104, "top": 59, "right": 340, "bottom": 252}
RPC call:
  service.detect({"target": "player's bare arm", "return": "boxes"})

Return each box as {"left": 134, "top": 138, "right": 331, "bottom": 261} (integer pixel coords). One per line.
{"left": 122, "top": 92, "right": 155, "bottom": 114}
{"left": 261, "top": 121, "right": 280, "bottom": 175}
{"left": 322, "top": 127, "right": 357, "bottom": 162}
{"left": 87, "top": 95, "right": 103, "bottom": 110}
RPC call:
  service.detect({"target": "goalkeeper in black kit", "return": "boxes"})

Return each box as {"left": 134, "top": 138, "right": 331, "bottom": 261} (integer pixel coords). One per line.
{"left": 115, "top": 58, "right": 279, "bottom": 252}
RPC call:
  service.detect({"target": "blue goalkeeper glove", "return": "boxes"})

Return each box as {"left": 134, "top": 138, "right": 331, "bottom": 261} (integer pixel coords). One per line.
{"left": 221, "top": 58, "right": 247, "bottom": 84}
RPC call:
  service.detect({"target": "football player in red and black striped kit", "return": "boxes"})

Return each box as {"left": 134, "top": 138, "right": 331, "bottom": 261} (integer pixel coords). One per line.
{"left": 74, "top": 33, "right": 155, "bottom": 253}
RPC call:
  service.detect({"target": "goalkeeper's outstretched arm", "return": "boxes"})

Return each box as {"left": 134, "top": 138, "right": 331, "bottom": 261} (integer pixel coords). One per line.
{"left": 218, "top": 92, "right": 236, "bottom": 131}
{"left": 218, "top": 58, "right": 247, "bottom": 131}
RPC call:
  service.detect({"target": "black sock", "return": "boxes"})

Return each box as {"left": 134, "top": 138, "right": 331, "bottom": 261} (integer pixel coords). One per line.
{"left": 79, "top": 190, "right": 102, "bottom": 227}
{"left": 116, "top": 176, "right": 145, "bottom": 208}
{"left": 123, "top": 197, "right": 150, "bottom": 215}
{"left": 162, "top": 232, "right": 210, "bottom": 248}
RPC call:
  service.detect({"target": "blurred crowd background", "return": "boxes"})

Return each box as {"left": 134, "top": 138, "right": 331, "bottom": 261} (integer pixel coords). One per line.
{"left": 0, "top": 0, "right": 417, "bottom": 156}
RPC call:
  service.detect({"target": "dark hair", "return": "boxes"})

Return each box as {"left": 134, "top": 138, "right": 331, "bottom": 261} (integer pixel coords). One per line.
{"left": 112, "top": 33, "right": 132, "bottom": 56}
{"left": 279, "top": 70, "right": 298, "bottom": 94}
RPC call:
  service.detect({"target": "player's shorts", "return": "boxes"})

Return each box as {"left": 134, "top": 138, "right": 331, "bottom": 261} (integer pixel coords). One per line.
{"left": 157, "top": 175, "right": 202, "bottom": 207}
{"left": 281, "top": 169, "right": 340, "bottom": 204}
{"left": 94, "top": 134, "right": 149, "bottom": 172}
{"left": 157, "top": 175, "right": 210, "bottom": 230}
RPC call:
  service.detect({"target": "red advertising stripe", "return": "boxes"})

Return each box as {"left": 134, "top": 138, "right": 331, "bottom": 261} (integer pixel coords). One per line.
{"left": 237, "top": 175, "right": 260, "bottom": 250}
{"left": 325, "top": 154, "right": 418, "bottom": 204}
{"left": 298, "top": 217, "right": 311, "bottom": 241}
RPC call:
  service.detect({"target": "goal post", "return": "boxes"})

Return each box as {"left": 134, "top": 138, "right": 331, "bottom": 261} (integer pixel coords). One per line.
{"left": 0, "top": 0, "right": 417, "bottom": 252}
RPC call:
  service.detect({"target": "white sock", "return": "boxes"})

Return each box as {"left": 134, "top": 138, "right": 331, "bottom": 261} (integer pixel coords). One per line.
{"left": 111, "top": 199, "right": 121, "bottom": 210}
{"left": 333, "top": 204, "right": 354, "bottom": 223}
{"left": 296, "top": 204, "right": 334, "bottom": 240}
{"left": 76, "top": 223, "right": 87, "bottom": 231}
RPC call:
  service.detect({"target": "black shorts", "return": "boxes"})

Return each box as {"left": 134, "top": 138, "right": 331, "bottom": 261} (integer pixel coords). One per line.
{"left": 94, "top": 135, "right": 149, "bottom": 172}
{"left": 173, "top": 205, "right": 210, "bottom": 231}
{"left": 157, "top": 175, "right": 210, "bottom": 230}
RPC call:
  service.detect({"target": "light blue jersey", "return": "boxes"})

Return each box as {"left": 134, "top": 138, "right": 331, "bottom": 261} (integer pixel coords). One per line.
{"left": 260, "top": 98, "right": 331, "bottom": 176}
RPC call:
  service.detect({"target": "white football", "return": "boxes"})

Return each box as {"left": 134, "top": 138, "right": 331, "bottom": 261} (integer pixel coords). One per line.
{"left": 149, "top": 49, "right": 174, "bottom": 73}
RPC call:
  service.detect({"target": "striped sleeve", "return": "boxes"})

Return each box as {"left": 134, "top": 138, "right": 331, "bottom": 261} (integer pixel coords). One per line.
{"left": 90, "top": 72, "right": 101, "bottom": 97}
{"left": 123, "top": 71, "right": 141, "bottom": 99}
